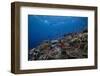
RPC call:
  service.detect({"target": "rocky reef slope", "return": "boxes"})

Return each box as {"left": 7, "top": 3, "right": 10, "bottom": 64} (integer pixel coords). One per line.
{"left": 28, "top": 31, "right": 88, "bottom": 60}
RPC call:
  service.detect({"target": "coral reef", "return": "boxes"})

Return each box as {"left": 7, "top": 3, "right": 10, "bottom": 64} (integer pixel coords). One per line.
{"left": 28, "top": 31, "right": 88, "bottom": 60}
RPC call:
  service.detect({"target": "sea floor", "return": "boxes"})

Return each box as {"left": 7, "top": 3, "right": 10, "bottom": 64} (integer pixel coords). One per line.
{"left": 28, "top": 31, "right": 88, "bottom": 61}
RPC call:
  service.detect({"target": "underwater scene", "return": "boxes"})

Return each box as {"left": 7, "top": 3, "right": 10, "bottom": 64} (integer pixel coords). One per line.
{"left": 28, "top": 15, "right": 88, "bottom": 61}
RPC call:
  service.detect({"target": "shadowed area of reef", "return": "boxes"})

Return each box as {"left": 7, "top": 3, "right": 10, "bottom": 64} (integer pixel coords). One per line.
{"left": 28, "top": 30, "right": 88, "bottom": 61}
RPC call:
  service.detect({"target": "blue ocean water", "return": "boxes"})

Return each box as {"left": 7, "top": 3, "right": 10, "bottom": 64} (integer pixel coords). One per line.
{"left": 28, "top": 15, "right": 88, "bottom": 50}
